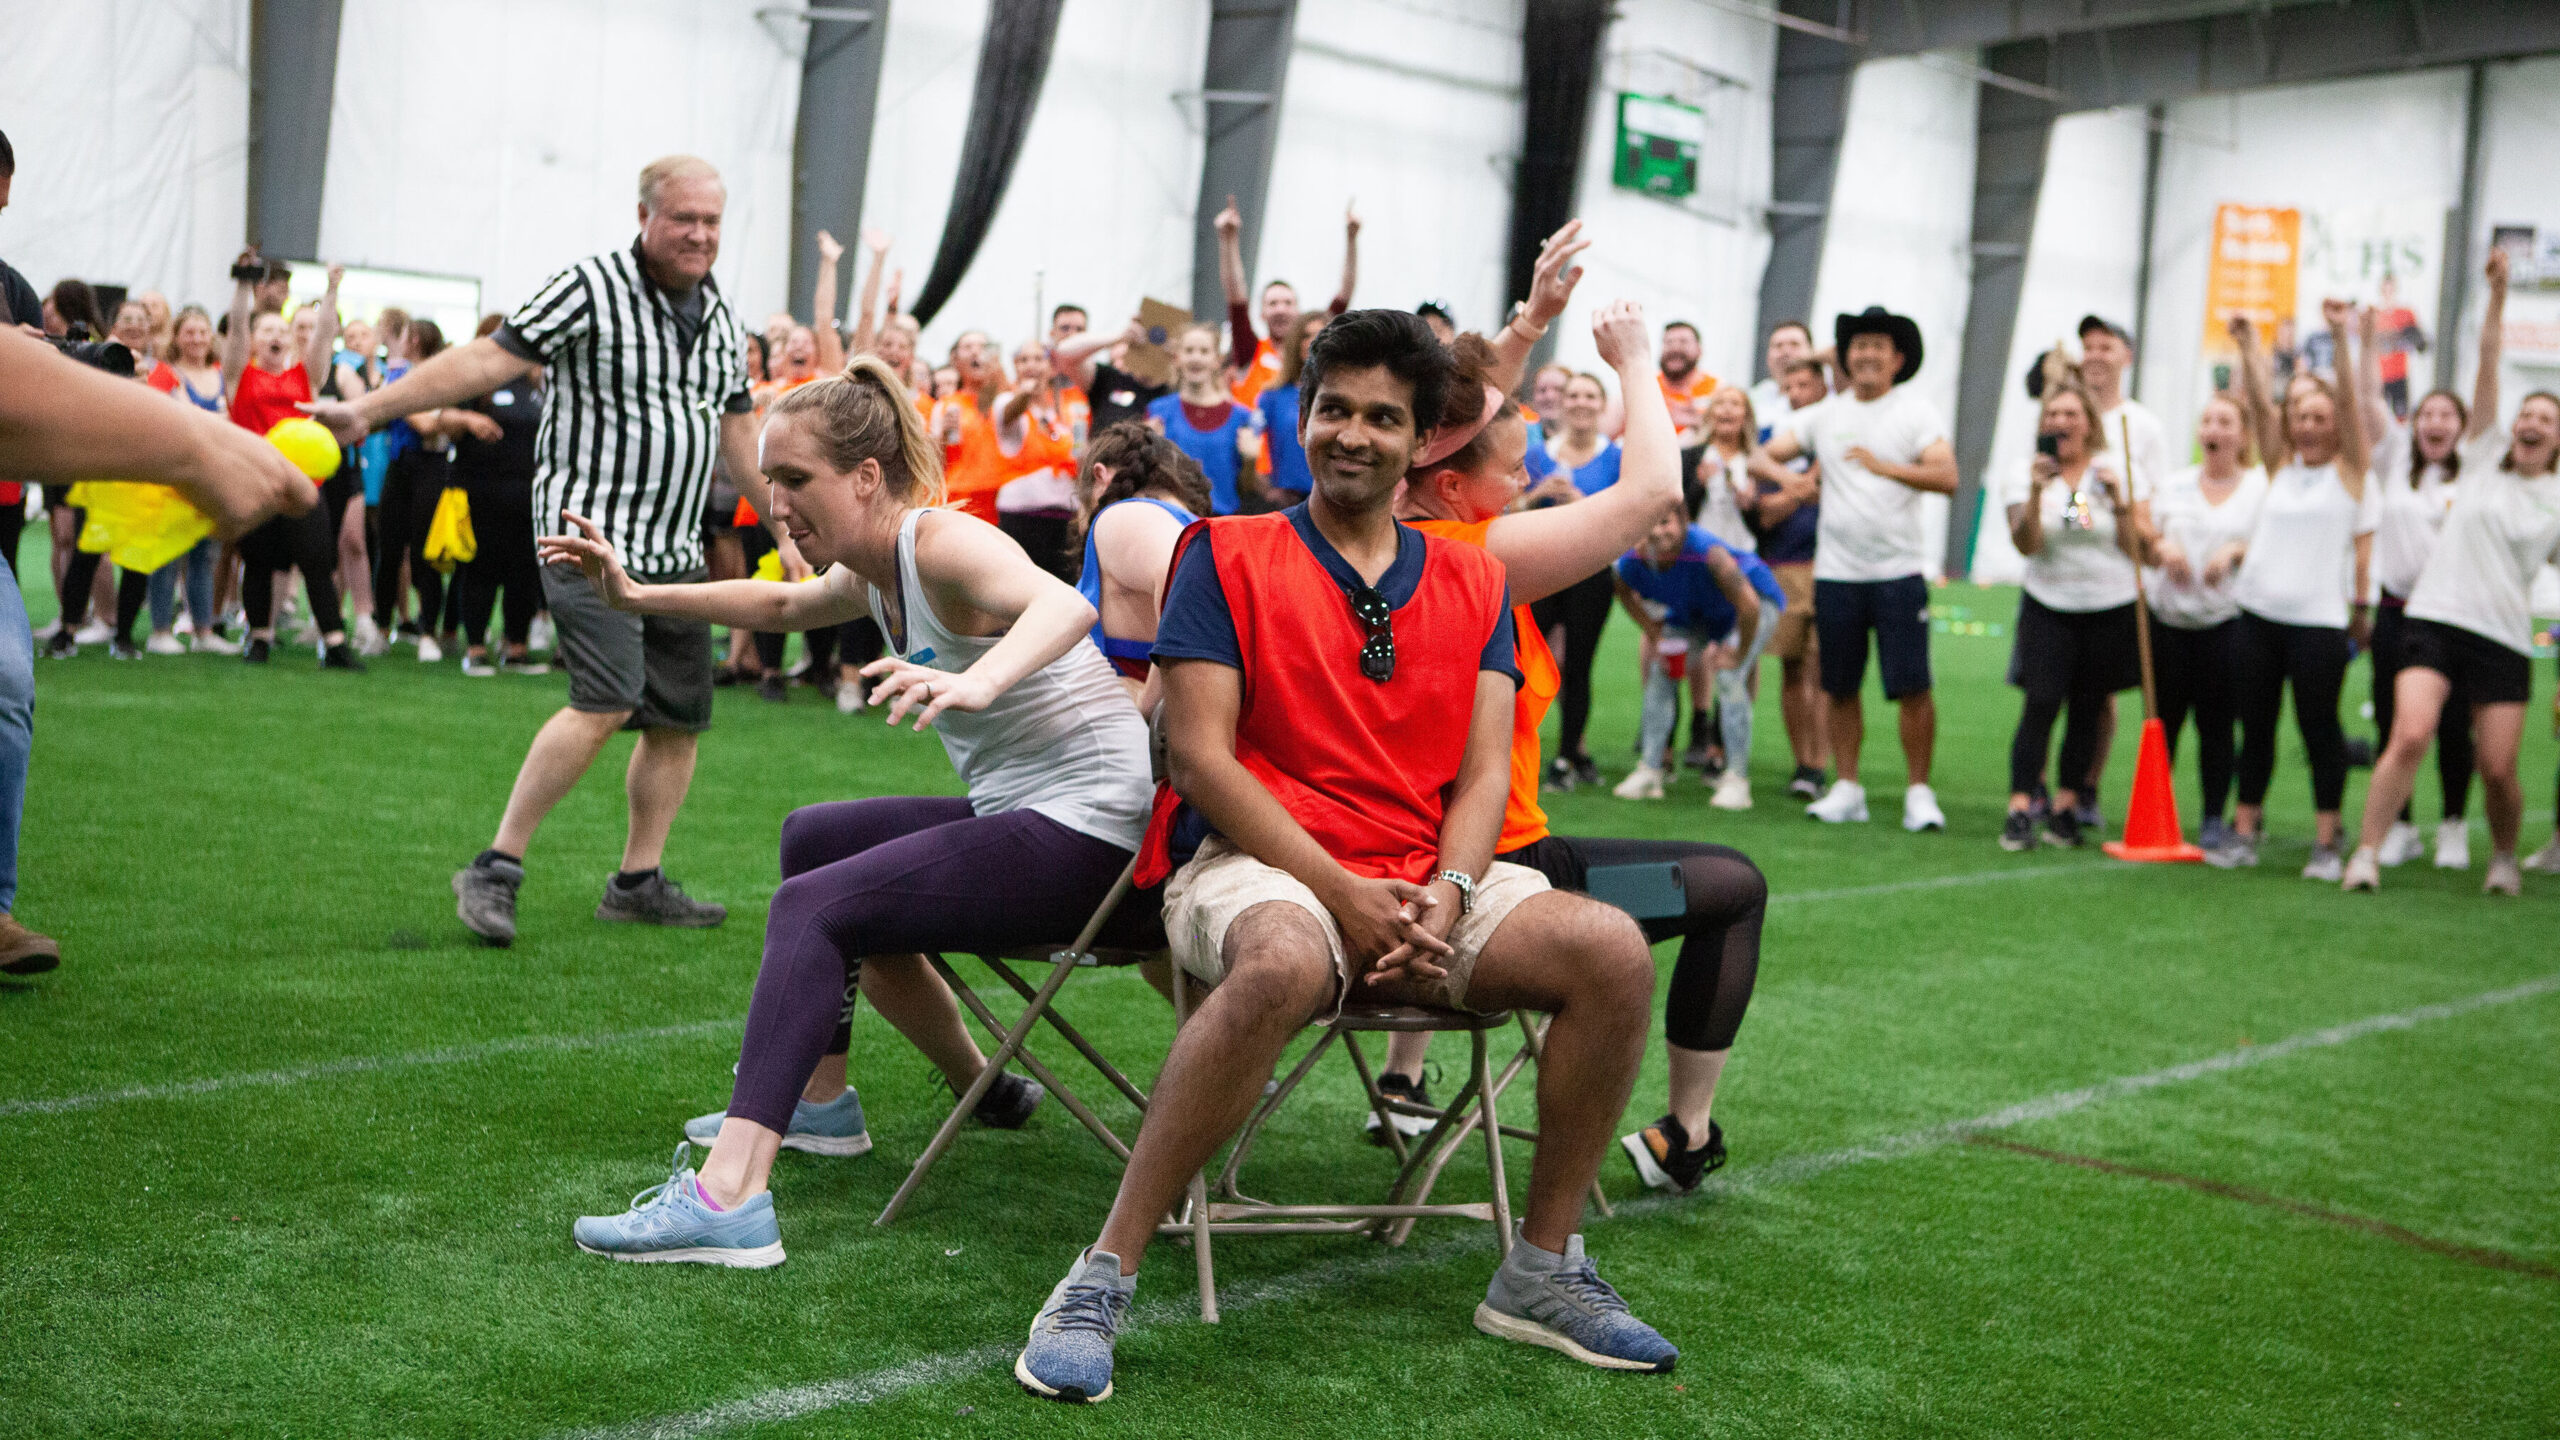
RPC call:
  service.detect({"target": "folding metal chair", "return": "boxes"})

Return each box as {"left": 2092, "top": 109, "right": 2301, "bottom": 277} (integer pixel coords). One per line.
{"left": 873, "top": 856, "right": 1169, "bottom": 1225}
{"left": 1155, "top": 860, "right": 1689, "bottom": 1320}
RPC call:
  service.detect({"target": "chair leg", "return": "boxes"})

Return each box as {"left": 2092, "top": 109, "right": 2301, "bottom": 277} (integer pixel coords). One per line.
{"left": 876, "top": 950, "right": 1083, "bottom": 1226}
{"left": 1474, "top": 1028, "right": 1513, "bottom": 1259}
{"left": 1171, "top": 966, "right": 1219, "bottom": 1323}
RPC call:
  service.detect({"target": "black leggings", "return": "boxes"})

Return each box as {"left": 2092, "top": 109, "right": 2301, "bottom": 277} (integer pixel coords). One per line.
{"left": 1506, "top": 833, "right": 1765, "bottom": 1052}
{"left": 2007, "top": 597, "right": 2136, "bottom": 798}
{"left": 372, "top": 448, "right": 448, "bottom": 633}
{"left": 461, "top": 484, "right": 541, "bottom": 649}
{"left": 56, "top": 545, "right": 152, "bottom": 647}
{"left": 237, "top": 503, "right": 346, "bottom": 636}
{"left": 2371, "top": 602, "right": 2472, "bottom": 821}
{"left": 2236, "top": 611, "right": 2351, "bottom": 813}
{"left": 1531, "top": 569, "right": 1615, "bottom": 761}
{"left": 2153, "top": 618, "right": 2242, "bottom": 820}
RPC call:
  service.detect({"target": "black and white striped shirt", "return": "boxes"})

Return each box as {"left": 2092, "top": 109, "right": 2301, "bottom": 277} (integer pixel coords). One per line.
{"left": 494, "top": 242, "right": 751, "bottom": 579}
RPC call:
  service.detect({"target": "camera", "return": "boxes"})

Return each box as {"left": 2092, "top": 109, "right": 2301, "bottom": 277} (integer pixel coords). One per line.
{"left": 2035, "top": 432, "right": 2061, "bottom": 459}
{"left": 48, "top": 323, "right": 134, "bottom": 378}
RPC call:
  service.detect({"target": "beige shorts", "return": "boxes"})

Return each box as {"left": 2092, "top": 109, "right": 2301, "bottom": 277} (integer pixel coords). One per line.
{"left": 1770, "top": 561, "right": 1817, "bottom": 663}
{"left": 1162, "top": 836, "right": 1549, "bottom": 1016}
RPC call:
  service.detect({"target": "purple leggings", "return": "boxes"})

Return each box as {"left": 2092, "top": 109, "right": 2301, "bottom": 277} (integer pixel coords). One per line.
{"left": 727, "top": 796, "right": 1135, "bottom": 1132}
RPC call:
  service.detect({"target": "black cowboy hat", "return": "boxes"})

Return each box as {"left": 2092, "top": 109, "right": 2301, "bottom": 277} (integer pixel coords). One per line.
{"left": 1834, "top": 306, "right": 1923, "bottom": 384}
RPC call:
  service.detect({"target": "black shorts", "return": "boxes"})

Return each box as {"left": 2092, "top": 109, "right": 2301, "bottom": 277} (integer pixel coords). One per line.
{"left": 1813, "top": 575, "right": 1932, "bottom": 700}
{"left": 2401, "top": 617, "right": 2531, "bottom": 705}
{"left": 540, "top": 561, "right": 715, "bottom": 732}
{"left": 2012, "top": 594, "right": 2141, "bottom": 702}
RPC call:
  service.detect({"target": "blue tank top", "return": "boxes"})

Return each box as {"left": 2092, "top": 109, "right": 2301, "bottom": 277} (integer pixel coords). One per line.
{"left": 1147, "top": 393, "right": 1254, "bottom": 514}
{"left": 177, "top": 373, "right": 223, "bottom": 414}
{"left": 1257, "top": 384, "right": 1311, "bottom": 498}
{"left": 1077, "top": 495, "right": 1199, "bottom": 668}
{"left": 1522, "top": 436, "right": 1622, "bottom": 500}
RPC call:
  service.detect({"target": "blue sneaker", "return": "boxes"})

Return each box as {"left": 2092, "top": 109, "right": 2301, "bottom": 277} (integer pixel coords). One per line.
{"left": 1474, "top": 1234, "right": 1677, "bottom": 1372}
{"left": 683, "top": 1088, "right": 872, "bottom": 1157}
{"left": 1015, "top": 1247, "right": 1134, "bottom": 1403}
{"left": 571, "top": 1144, "right": 785, "bottom": 1268}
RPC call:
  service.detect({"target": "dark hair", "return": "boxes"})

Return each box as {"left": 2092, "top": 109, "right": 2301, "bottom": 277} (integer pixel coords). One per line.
{"left": 1663, "top": 320, "right": 1701, "bottom": 339}
{"left": 1051, "top": 303, "right": 1087, "bottom": 324}
{"left": 1768, "top": 319, "right": 1812, "bottom": 345}
{"left": 1408, "top": 333, "right": 1522, "bottom": 485}
{"left": 0, "top": 129, "right": 13, "bottom": 177}
{"left": 1301, "top": 309, "right": 1453, "bottom": 438}
{"left": 744, "top": 331, "right": 769, "bottom": 375}
{"left": 1276, "top": 312, "right": 1325, "bottom": 388}
{"left": 261, "top": 259, "right": 293, "bottom": 284}
{"left": 1782, "top": 357, "right": 1825, "bottom": 382}
{"left": 409, "top": 318, "right": 447, "bottom": 361}
{"left": 1076, "top": 422, "right": 1212, "bottom": 540}
{"left": 48, "top": 279, "right": 107, "bottom": 337}
{"left": 1261, "top": 279, "right": 1296, "bottom": 296}
{"left": 2407, "top": 388, "right": 2468, "bottom": 487}
{"left": 1416, "top": 301, "right": 1454, "bottom": 327}
{"left": 475, "top": 311, "right": 504, "bottom": 339}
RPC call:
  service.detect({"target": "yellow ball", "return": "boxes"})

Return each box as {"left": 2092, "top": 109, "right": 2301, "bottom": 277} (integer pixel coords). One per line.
{"left": 265, "top": 417, "right": 340, "bottom": 480}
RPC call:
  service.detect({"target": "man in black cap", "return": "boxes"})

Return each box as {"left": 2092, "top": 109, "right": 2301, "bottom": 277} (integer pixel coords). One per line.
{"left": 1752, "top": 307, "right": 1955, "bottom": 832}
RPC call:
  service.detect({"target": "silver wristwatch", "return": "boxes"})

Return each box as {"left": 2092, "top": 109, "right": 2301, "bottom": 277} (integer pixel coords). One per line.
{"left": 1433, "top": 869, "right": 1478, "bottom": 916}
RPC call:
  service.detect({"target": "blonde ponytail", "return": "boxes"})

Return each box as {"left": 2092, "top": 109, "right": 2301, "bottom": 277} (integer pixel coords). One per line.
{"left": 768, "top": 353, "right": 947, "bottom": 506}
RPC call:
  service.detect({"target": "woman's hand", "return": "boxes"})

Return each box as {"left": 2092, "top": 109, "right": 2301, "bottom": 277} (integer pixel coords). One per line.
{"left": 1525, "top": 473, "right": 1581, "bottom": 507}
{"left": 1590, "top": 299, "right": 1649, "bottom": 372}
{"left": 536, "top": 512, "right": 644, "bottom": 610}
{"left": 2156, "top": 538, "right": 2192, "bottom": 585}
{"left": 2203, "top": 543, "right": 2242, "bottom": 586}
{"left": 1523, "top": 220, "right": 1589, "bottom": 328}
{"left": 1709, "top": 640, "right": 1740, "bottom": 672}
{"left": 860, "top": 657, "right": 999, "bottom": 731}
{"left": 2030, "top": 452, "right": 2062, "bottom": 486}
{"left": 452, "top": 411, "right": 503, "bottom": 444}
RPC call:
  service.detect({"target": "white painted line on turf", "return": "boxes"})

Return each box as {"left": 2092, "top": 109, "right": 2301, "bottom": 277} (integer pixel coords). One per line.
{"left": 551, "top": 970, "right": 2560, "bottom": 1439}
{"left": 0, "top": 1019, "right": 741, "bottom": 1118}
{"left": 1769, "top": 859, "right": 2115, "bottom": 907}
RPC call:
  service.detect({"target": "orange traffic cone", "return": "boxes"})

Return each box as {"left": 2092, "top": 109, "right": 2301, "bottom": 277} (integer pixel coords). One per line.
{"left": 2103, "top": 717, "right": 2205, "bottom": 862}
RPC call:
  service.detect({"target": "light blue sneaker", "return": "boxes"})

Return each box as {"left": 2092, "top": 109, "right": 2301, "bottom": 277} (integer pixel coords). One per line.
{"left": 1014, "top": 1247, "right": 1134, "bottom": 1403}
{"left": 571, "top": 1144, "right": 786, "bottom": 1268}
{"left": 683, "top": 1088, "right": 872, "bottom": 1156}
{"left": 1474, "top": 1234, "right": 1677, "bottom": 1372}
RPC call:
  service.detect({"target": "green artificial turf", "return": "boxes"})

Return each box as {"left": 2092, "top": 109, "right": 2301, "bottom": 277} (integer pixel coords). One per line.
{"left": 5, "top": 540, "right": 2556, "bottom": 1438}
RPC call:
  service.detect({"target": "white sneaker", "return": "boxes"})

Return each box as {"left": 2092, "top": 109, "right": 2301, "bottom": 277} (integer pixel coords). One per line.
{"left": 836, "top": 677, "right": 867, "bottom": 715}
{"left": 191, "top": 629, "right": 240, "bottom": 655}
{"left": 1902, "top": 783, "right": 1947, "bottom": 833}
{"left": 2483, "top": 854, "right": 2522, "bottom": 897}
{"left": 2375, "top": 820, "right": 2423, "bottom": 867}
{"left": 1710, "top": 770, "right": 1752, "bottom": 811}
{"left": 354, "top": 614, "right": 389, "bottom": 657}
{"left": 30, "top": 619, "right": 60, "bottom": 642}
{"left": 2340, "top": 847, "right": 2381, "bottom": 892}
{"left": 527, "top": 613, "right": 555, "bottom": 654}
{"left": 2522, "top": 837, "right": 2560, "bottom": 875}
{"left": 417, "top": 635, "right": 444, "bottom": 663}
{"left": 72, "top": 619, "right": 112, "bottom": 645}
{"left": 144, "top": 632, "right": 188, "bottom": 656}
{"left": 1612, "top": 764, "right": 1667, "bottom": 801}
{"left": 2433, "top": 820, "right": 2470, "bottom": 871}
{"left": 1806, "top": 779, "right": 1869, "bottom": 823}
{"left": 461, "top": 654, "right": 497, "bottom": 677}
{"left": 503, "top": 654, "right": 551, "bottom": 676}
{"left": 2301, "top": 844, "right": 2345, "bottom": 883}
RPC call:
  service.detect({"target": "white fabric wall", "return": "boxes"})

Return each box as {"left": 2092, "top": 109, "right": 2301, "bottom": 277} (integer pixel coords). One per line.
{"left": 1546, "top": 0, "right": 1774, "bottom": 390}
{"left": 1255, "top": 0, "right": 1524, "bottom": 336}
{"left": 0, "top": 0, "right": 250, "bottom": 313}
{"left": 319, "top": 0, "right": 800, "bottom": 324}
{"left": 2465, "top": 57, "right": 2560, "bottom": 416}
{"left": 1811, "top": 55, "right": 1980, "bottom": 576}
{"left": 1968, "top": 108, "right": 2150, "bottom": 582}
{"left": 860, "top": 0, "right": 1208, "bottom": 359}
{"left": 2142, "top": 70, "right": 2469, "bottom": 450}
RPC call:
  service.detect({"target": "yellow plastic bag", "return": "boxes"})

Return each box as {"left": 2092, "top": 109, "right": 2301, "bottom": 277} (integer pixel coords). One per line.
{"left": 423, "top": 487, "right": 476, "bottom": 572}
{"left": 68, "top": 482, "right": 214, "bottom": 573}
{"left": 751, "top": 550, "right": 821, "bottom": 583}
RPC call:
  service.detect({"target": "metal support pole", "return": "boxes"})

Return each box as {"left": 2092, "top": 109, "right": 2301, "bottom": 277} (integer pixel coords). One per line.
{"left": 2130, "top": 103, "right": 2165, "bottom": 396}
{"left": 2436, "top": 62, "right": 2487, "bottom": 398}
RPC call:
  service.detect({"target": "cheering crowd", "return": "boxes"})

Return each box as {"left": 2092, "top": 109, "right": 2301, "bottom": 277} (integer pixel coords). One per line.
{"left": 6, "top": 134, "right": 2559, "bottom": 1400}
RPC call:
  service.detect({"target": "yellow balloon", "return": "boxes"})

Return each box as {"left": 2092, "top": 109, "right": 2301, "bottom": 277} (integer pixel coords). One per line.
{"left": 266, "top": 417, "right": 340, "bottom": 480}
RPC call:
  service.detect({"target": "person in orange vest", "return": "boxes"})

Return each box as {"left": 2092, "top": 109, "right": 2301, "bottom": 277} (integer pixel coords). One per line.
{"left": 934, "top": 331, "right": 1010, "bottom": 524}
{"left": 1657, "top": 320, "right": 1718, "bottom": 449}
{"left": 993, "top": 339, "right": 1083, "bottom": 581}
{"left": 1214, "top": 192, "right": 1358, "bottom": 406}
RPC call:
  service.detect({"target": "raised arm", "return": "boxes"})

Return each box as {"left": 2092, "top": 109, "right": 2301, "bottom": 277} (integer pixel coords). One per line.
{"left": 307, "top": 337, "right": 535, "bottom": 444}
{"left": 1331, "top": 201, "right": 1360, "bottom": 314}
{"left": 2229, "top": 315, "right": 2284, "bottom": 467}
{"left": 849, "top": 230, "right": 890, "bottom": 356}
{"left": 303, "top": 266, "right": 343, "bottom": 393}
{"left": 811, "top": 230, "right": 846, "bottom": 372}
{"left": 2352, "top": 304, "right": 2390, "bottom": 449}
{"left": 220, "top": 254, "right": 255, "bottom": 397}
{"left": 538, "top": 512, "right": 860, "bottom": 631}
{"left": 1056, "top": 315, "right": 1133, "bottom": 392}
{"left": 1486, "top": 220, "right": 1588, "bottom": 395}
{"left": 2323, "top": 299, "right": 2370, "bottom": 494}
{"left": 2472, "top": 247, "right": 2508, "bottom": 440}
{"left": 1479, "top": 301, "right": 1679, "bottom": 604}
{"left": 1215, "top": 194, "right": 1247, "bottom": 312}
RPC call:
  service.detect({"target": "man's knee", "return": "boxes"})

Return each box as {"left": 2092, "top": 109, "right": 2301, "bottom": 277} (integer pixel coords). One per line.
{"left": 562, "top": 704, "right": 635, "bottom": 736}
{"left": 1211, "top": 903, "right": 1338, "bottom": 1020}
{"left": 1549, "top": 894, "right": 1655, "bottom": 1006}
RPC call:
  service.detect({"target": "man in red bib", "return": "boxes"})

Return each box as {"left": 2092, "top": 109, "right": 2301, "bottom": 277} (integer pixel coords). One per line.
{"left": 1015, "top": 311, "right": 1675, "bottom": 1405}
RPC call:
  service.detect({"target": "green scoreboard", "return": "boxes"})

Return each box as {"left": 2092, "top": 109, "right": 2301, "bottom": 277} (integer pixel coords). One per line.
{"left": 1613, "top": 92, "right": 1704, "bottom": 200}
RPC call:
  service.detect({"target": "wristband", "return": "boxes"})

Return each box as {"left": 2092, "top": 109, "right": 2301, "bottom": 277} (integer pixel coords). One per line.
{"left": 1433, "top": 869, "right": 1478, "bottom": 916}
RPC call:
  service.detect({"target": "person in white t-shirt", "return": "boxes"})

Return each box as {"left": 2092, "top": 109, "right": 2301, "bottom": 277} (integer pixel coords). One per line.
{"left": 2142, "top": 385, "right": 2267, "bottom": 852}
{"left": 1742, "top": 356, "right": 1834, "bottom": 799}
{"left": 2214, "top": 300, "right": 2378, "bottom": 880}
{"left": 1997, "top": 379, "right": 2146, "bottom": 852}
{"left": 2354, "top": 327, "right": 2478, "bottom": 869}
{"left": 2063, "top": 316, "right": 2171, "bottom": 820}
{"left": 1744, "top": 319, "right": 1824, "bottom": 429}
{"left": 2347, "top": 251, "right": 2557, "bottom": 897}
{"left": 1753, "top": 307, "right": 1956, "bottom": 832}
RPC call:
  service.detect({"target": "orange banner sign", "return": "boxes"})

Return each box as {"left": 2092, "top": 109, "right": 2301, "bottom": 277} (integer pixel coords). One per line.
{"left": 2200, "top": 204, "right": 2300, "bottom": 357}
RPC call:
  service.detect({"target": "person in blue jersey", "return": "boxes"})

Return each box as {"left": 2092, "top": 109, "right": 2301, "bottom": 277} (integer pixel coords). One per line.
{"left": 1522, "top": 370, "right": 1623, "bottom": 790}
{"left": 1145, "top": 324, "right": 1261, "bottom": 514}
{"left": 1073, "top": 423, "right": 1211, "bottom": 712}
{"left": 1253, "top": 313, "right": 1326, "bottom": 509}
{"left": 1611, "top": 505, "right": 1782, "bottom": 804}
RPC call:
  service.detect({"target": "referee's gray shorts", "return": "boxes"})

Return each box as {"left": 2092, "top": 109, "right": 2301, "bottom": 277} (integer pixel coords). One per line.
{"left": 540, "top": 562, "right": 714, "bottom": 733}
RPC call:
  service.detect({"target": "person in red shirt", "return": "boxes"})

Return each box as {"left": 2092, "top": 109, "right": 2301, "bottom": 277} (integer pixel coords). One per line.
{"left": 219, "top": 252, "right": 363, "bottom": 669}
{"left": 1213, "top": 193, "right": 1358, "bottom": 406}
{"left": 1014, "top": 309, "right": 1675, "bottom": 1404}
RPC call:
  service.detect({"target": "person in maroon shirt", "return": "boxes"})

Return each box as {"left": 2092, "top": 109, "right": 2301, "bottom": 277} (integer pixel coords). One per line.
{"left": 1213, "top": 193, "right": 1358, "bottom": 405}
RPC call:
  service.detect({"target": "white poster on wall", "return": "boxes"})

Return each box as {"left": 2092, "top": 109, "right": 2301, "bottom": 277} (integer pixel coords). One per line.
{"left": 2197, "top": 200, "right": 2446, "bottom": 423}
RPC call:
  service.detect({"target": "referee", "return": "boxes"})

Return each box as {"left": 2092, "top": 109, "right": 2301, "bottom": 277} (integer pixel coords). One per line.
{"left": 309, "top": 155, "right": 804, "bottom": 946}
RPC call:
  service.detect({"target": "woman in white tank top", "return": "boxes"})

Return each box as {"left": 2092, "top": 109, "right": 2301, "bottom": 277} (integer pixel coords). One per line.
{"left": 545, "top": 357, "right": 1155, "bottom": 1267}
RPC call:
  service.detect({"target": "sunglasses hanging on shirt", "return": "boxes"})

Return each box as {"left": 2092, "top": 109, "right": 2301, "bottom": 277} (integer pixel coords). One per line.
{"left": 1345, "top": 582, "right": 1395, "bottom": 683}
